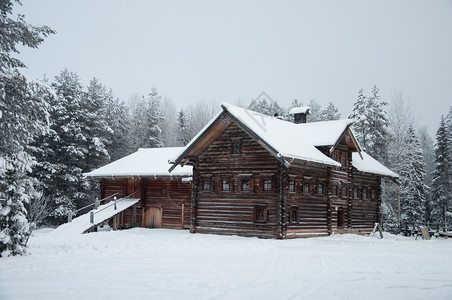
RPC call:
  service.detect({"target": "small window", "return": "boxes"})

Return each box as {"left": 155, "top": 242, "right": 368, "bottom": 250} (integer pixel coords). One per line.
{"left": 353, "top": 188, "right": 358, "bottom": 199}
{"left": 318, "top": 183, "right": 324, "bottom": 195}
{"left": 264, "top": 179, "right": 272, "bottom": 191}
{"left": 362, "top": 188, "right": 367, "bottom": 199}
{"left": 332, "top": 185, "right": 338, "bottom": 196}
{"left": 232, "top": 140, "right": 241, "bottom": 154}
{"left": 341, "top": 153, "right": 347, "bottom": 168}
{"left": 222, "top": 179, "right": 230, "bottom": 192}
{"left": 289, "top": 180, "right": 295, "bottom": 193}
{"left": 371, "top": 188, "right": 376, "bottom": 200}
{"left": 253, "top": 205, "right": 267, "bottom": 223}
{"left": 341, "top": 185, "right": 347, "bottom": 198}
{"left": 242, "top": 179, "right": 250, "bottom": 192}
{"left": 304, "top": 182, "right": 310, "bottom": 195}
{"left": 161, "top": 187, "right": 167, "bottom": 194}
{"left": 289, "top": 206, "right": 298, "bottom": 223}
{"left": 203, "top": 180, "right": 211, "bottom": 192}
{"left": 332, "top": 152, "right": 338, "bottom": 162}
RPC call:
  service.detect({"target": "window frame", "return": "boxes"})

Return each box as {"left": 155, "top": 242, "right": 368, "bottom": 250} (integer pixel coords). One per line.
{"left": 253, "top": 205, "right": 268, "bottom": 223}
{"left": 289, "top": 206, "right": 298, "bottom": 224}
{"left": 221, "top": 179, "right": 230, "bottom": 192}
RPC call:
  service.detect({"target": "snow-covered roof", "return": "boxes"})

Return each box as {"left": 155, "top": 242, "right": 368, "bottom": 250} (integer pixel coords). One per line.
{"left": 85, "top": 147, "right": 192, "bottom": 178}
{"left": 352, "top": 152, "right": 399, "bottom": 178}
{"left": 221, "top": 103, "right": 341, "bottom": 167}
{"left": 289, "top": 106, "right": 310, "bottom": 115}
{"left": 294, "top": 119, "right": 355, "bottom": 147}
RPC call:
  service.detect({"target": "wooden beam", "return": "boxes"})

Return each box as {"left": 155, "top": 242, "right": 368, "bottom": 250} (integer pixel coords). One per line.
{"left": 181, "top": 203, "right": 185, "bottom": 229}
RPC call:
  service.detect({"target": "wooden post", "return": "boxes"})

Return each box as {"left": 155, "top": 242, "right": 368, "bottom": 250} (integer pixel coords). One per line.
{"left": 326, "top": 167, "right": 332, "bottom": 235}
{"left": 190, "top": 161, "right": 199, "bottom": 233}
{"left": 181, "top": 203, "right": 185, "bottom": 229}
{"left": 132, "top": 204, "right": 137, "bottom": 227}
{"left": 113, "top": 214, "right": 117, "bottom": 230}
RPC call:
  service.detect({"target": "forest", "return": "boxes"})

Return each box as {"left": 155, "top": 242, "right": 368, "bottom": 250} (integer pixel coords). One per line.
{"left": 1, "top": 0, "right": 451, "bottom": 257}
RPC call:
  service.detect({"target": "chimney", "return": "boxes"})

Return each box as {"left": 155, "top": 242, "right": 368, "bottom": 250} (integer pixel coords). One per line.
{"left": 289, "top": 106, "right": 310, "bottom": 124}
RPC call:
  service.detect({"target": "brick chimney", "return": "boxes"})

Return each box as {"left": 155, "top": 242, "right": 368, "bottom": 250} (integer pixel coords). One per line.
{"left": 289, "top": 106, "right": 310, "bottom": 124}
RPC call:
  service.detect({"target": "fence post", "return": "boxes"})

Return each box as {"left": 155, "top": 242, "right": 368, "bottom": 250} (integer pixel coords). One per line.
{"left": 114, "top": 196, "right": 117, "bottom": 210}
{"left": 68, "top": 211, "right": 73, "bottom": 223}
{"left": 90, "top": 211, "right": 94, "bottom": 224}
{"left": 95, "top": 197, "right": 99, "bottom": 209}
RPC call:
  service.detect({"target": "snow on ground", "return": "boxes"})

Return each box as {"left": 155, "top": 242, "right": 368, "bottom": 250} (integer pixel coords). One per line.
{"left": 1, "top": 229, "right": 451, "bottom": 300}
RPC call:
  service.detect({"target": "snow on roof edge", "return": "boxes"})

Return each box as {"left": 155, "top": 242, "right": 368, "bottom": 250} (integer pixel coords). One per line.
{"left": 352, "top": 152, "right": 398, "bottom": 178}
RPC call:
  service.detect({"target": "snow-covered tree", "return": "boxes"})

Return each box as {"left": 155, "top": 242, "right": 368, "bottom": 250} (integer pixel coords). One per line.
{"left": 320, "top": 102, "right": 341, "bottom": 121}
{"left": 105, "top": 96, "right": 132, "bottom": 161}
{"left": 177, "top": 109, "right": 191, "bottom": 146}
{"left": 306, "top": 100, "right": 322, "bottom": 122}
{"left": 349, "top": 86, "right": 388, "bottom": 162}
{"left": 399, "top": 126, "right": 428, "bottom": 225}
{"left": 248, "top": 92, "right": 284, "bottom": 117}
{"left": 160, "top": 97, "right": 179, "bottom": 147}
{"left": 431, "top": 115, "right": 452, "bottom": 229}
{"left": 0, "top": 0, "right": 54, "bottom": 256}
{"left": 382, "top": 92, "right": 415, "bottom": 229}
{"left": 187, "top": 99, "right": 219, "bottom": 140}
{"left": 129, "top": 88, "right": 164, "bottom": 150}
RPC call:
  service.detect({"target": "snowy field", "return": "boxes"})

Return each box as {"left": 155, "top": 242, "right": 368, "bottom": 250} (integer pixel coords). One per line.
{"left": 1, "top": 228, "right": 451, "bottom": 300}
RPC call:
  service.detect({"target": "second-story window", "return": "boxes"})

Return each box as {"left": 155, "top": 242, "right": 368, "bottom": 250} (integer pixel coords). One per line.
{"left": 232, "top": 140, "right": 241, "bottom": 154}
{"left": 264, "top": 179, "right": 272, "bottom": 191}
{"left": 242, "top": 179, "right": 250, "bottom": 192}
{"left": 203, "top": 180, "right": 211, "bottom": 192}
{"left": 304, "top": 182, "right": 310, "bottom": 195}
{"left": 318, "top": 183, "right": 324, "bottom": 195}
{"left": 289, "top": 180, "right": 295, "bottom": 192}
{"left": 222, "top": 179, "right": 230, "bottom": 192}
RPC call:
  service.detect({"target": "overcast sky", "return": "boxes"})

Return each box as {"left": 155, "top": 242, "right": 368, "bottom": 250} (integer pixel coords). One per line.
{"left": 16, "top": 0, "right": 452, "bottom": 136}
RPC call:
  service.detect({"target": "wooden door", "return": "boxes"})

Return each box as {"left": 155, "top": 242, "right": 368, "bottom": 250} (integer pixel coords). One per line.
{"left": 144, "top": 207, "right": 162, "bottom": 228}
{"left": 337, "top": 208, "right": 345, "bottom": 228}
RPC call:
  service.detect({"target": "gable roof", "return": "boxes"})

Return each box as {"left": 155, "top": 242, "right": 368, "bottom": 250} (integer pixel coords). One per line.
{"left": 85, "top": 147, "right": 192, "bottom": 178}
{"left": 170, "top": 102, "right": 397, "bottom": 178}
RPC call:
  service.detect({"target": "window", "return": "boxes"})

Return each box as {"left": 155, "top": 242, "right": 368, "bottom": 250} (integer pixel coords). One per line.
{"left": 332, "top": 152, "right": 338, "bottom": 162}
{"left": 371, "top": 189, "right": 376, "bottom": 200}
{"left": 161, "top": 187, "right": 167, "bottom": 194}
{"left": 253, "top": 206, "right": 267, "bottom": 223}
{"left": 304, "top": 182, "right": 310, "bottom": 195}
{"left": 318, "top": 183, "right": 324, "bottom": 195}
{"left": 242, "top": 179, "right": 250, "bottom": 192}
{"left": 289, "top": 206, "right": 298, "bottom": 223}
{"left": 222, "top": 179, "right": 230, "bottom": 192}
{"left": 353, "top": 188, "right": 358, "bottom": 199}
{"left": 264, "top": 179, "right": 272, "bottom": 191}
{"left": 362, "top": 188, "right": 367, "bottom": 199}
{"left": 341, "top": 153, "right": 347, "bottom": 168}
{"left": 332, "top": 185, "right": 338, "bottom": 196}
{"left": 341, "top": 185, "right": 347, "bottom": 198}
{"left": 232, "top": 140, "right": 241, "bottom": 154}
{"left": 289, "top": 180, "right": 295, "bottom": 192}
{"left": 203, "top": 180, "right": 211, "bottom": 192}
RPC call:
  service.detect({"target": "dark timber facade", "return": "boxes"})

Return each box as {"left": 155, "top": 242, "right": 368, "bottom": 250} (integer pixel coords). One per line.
{"left": 171, "top": 104, "right": 395, "bottom": 239}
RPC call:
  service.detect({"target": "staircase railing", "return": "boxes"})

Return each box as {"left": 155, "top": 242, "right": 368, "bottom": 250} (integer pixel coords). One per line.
{"left": 67, "top": 192, "right": 120, "bottom": 222}
{"left": 89, "top": 192, "right": 137, "bottom": 224}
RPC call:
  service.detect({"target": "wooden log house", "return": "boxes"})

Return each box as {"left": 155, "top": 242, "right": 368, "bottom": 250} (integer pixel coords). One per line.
{"left": 85, "top": 147, "right": 192, "bottom": 230}
{"left": 170, "top": 103, "right": 398, "bottom": 239}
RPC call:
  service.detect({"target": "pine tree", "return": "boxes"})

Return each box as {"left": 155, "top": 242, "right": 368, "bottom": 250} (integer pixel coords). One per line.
{"left": 320, "top": 102, "right": 341, "bottom": 121}
{"left": 431, "top": 115, "right": 452, "bottom": 230}
{"left": 306, "top": 100, "right": 322, "bottom": 122}
{"left": 145, "top": 88, "right": 164, "bottom": 148}
{"left": 177, "top": 109, "right": 191, "bottom": 146}
{"left": 81, "top": 78, "right": 112, "bottom": 170}
{"left": 105, "top": 96, "right": 132, "bottom": 161}
{"left": 399, "top": 126, "right": 428, "bottom": 226}
{"left": 33, "top": 69, "right": 88, "bottom": 223}
{"left": 0, "top": 0, "right": 54, "bottom": 256}
{"left": 248, "top": 92, "right": 284, "bottom": 117}
{"left": 349, "top": 86, "right": 388, "bottom": 162}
